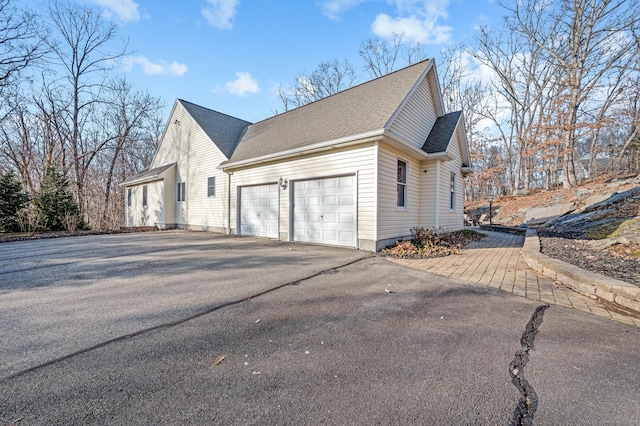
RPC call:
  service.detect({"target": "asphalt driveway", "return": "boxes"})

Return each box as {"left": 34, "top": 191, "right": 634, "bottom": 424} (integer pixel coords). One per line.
{"left": 1, "top": 231, "right": 639, "bottom": 424}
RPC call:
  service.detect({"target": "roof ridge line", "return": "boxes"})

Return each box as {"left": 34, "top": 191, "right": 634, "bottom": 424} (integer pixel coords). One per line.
{"left": 252, "top": 59, "right": 433, "bottom": 126}
{"left": 178, "top": 99, "right": 253, "bottom": 124}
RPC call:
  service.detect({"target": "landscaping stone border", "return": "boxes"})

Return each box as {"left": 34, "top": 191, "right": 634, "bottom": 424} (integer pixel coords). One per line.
{"left": 521, "top": 229, "right": 640, "bottom": 316}
{"left": 479, "top": 224, "right": 526, "bottom": 235}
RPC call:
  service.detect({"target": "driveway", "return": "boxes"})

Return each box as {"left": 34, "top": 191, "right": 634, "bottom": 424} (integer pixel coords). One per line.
{"left": 1, "top": 231, "right": 639, "bottom": 424}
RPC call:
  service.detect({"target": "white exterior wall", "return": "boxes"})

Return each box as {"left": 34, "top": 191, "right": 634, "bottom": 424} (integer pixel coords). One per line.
{"left": 419, "top": 159, "right": 438, "bottom": 229}
{"left": 376, "top": 143, "right": 421, "bottom": 243}
{"left": 229, "top": 143, "right": 377, "bottom": 247}
{"left": 152, "top": 102, "right": 229, "bottom": 232}
{"left": 438, "top": 132, "right": 464, "bottom": 231}
{"left": 386, "top": 76, "right": 437, "bottom": 151}
{"left": 125, "top": 180, "right": 164, "bottom": 227}
{"left": 162, "top": 169, "right": 176, "bottom": 226}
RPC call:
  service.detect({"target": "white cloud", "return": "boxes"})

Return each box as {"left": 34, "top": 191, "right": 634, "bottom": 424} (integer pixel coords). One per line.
{"left": 225, "top": 72, "right": 260, "bottom": 96}
{"left": 202, "top": 0, "right": 239, "bottom": 30}
{"left": 319, "top": 0, "right": 366, "bottom": 20}
{"left": 92, "top": 0, "right": 140, "bottom": 23}
{"left": 371, "top": 0, "right": 453, "bottom": 44}
{"left": 123, "top": 56, "right": 188, "bottom": 76}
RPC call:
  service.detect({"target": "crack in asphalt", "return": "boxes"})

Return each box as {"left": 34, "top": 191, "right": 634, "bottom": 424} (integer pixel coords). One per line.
{"left": 0, "top": 255, "right": 373, "bottom": 383}
{"left": 509, "top": 304, "right": 550, "bottom": 426}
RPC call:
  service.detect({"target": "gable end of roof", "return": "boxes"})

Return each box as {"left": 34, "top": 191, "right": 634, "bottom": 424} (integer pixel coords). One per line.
{"left": 178, "top": 99, "right": 252, "bottom": 159}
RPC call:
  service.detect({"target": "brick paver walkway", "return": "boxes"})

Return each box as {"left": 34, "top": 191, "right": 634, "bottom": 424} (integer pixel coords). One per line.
{"left": 390, "top": 230, "right": 640, "bottom": 328}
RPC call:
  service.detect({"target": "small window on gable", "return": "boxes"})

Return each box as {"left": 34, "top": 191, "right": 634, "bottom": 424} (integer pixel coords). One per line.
{"left": 177, "top": 182, "right": 186, "bottom": 202}
{"left": 142, "top": 185, "right": 148, "bottom": 207}
{"left": 397, "top": 159, "right": 407, "bottom": 208}
{"left": 450, "top": 172, "right": 456, "bottom": 211}
{"left": 127, "top": 188, "right": 132, "bottom": 207}
{"left": 207, "top": 177, "right": 215, "bottom": 197}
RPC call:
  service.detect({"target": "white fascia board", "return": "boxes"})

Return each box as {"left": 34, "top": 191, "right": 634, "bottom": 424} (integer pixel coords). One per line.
{"left": 119, "top": 164, "right": 176, "bottom": 187}
{"left": 120, "top": 175, "right": 163, "bottom": 187}
{"left": 220, "top": 129, "right": 385, "bottom": 171}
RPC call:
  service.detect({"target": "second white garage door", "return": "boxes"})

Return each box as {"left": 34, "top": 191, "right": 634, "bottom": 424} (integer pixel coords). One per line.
{"left": 293, "top": 176, "right": 356, "bottom": 247}
{"left": 239, "top": 184, "right": 279, "bottom": 238}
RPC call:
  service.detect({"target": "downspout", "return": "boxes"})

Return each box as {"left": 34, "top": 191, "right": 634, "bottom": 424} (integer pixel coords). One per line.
{"left": 435, "top": 160, "right": 441, "bottom": 229}
{"left": 123, "top": 186, "right": 127, "bottom": 227}
{"left": 226, "top": 171, "right": 232, "bottom": 235}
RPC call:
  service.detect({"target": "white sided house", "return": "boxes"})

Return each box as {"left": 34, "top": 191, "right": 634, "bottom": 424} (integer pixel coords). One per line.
{"left": 121, "top": 59, "right": 471, "bottom": 251}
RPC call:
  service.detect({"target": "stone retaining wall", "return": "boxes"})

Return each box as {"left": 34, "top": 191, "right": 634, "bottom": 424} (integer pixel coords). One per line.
{"left": 521, "top": 229, "right": 640, "bottom": 316}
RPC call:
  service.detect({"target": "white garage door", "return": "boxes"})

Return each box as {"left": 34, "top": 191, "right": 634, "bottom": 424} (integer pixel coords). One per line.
{"left": 239, "top": 184, "right": 279, "bottom": 238}
{"left": 293, "top": 176, "right": 356, "bottom": 247}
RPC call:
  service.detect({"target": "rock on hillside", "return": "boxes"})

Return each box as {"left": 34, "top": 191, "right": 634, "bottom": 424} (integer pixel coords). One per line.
{"left": 465, "top": 174, "right": 640, "bottom": 287}
{"left": 465, "top": 173, "right": 640, "bottom": 230}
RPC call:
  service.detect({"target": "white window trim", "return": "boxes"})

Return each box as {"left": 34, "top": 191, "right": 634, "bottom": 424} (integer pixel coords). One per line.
{"left": 177, "top": 181, "right": 186, "bottom": 202}
{"left": 207, "top": 176, "right": 216, "bottom": 197}
{"left": 142, "top": 185, "right": 148, "bottom": 207}
{"left": 396, "top": 157, "right": 408, "bottom": 211}
{"left": 450, "top": 172, "right": 456, "bottom": 212}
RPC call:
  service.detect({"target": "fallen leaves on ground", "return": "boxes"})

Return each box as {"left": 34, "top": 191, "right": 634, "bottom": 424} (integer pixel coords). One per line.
{"left": 380, "top": 228, "right": 485, "bottom": 259}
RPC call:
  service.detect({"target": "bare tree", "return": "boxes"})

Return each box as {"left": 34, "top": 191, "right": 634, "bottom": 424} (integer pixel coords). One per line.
{"left": 505, "top": 0, "right": 640, "bottom": 187}
{"left": 438, "top": 46, "right": 497, "bottom": 199}
{"left": 43, "top": 0, "right": 128, "bottom": 221}
{"left": 0, "top": 0, "right": 47, "bottom": 96}
{"left": 612, "top": 78, "right": 640, "bottom": 171}
{"left": 99, "top": 78, "right": 163, "bottom": 228}
{"left": 471, "top": 20, "right": 556, "bottom": 195}
{"left": 359, "top": 33, "right": 403, "bottom": 79}
{"left": 360, "top": 33, "right": 428, "bottom": 79}
{"left": 278, "top": 58, "right": 356, "bottom": 110}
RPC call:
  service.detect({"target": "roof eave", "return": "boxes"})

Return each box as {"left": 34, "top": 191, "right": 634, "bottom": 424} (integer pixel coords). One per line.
{"left": 384, "top": 130, "right": 448, "bottom": 160}
{"left": 426, "top": 152, "right": 453, "bottom": 160}
{"left": 120, "top": 175, "right": 162, "bottom": 187}
{"left": 221, "top": 129, "right": 386, "bottom": 171}
{"left": 119, "top": 164, "right": 176, "bottom": 187}
{"left": 455, "top": 111, "right": 472, "bottom": 166}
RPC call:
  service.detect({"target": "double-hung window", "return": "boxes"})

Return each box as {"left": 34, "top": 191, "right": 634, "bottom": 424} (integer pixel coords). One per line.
{"left": 142, "top": 185, "right": 148, "bottom": 207}
{"left": 177, "top": 182, "right": 186, "bottom": 202}
{"left": 207, "top": 177, "right": 215, "bottom": 197}
{"left": 450, "top": 172, "right": 456, "bottom": 211}
{"left": 397, "top": 159, "right": 407, "bottom": 208}
{"left": 127, "top": 188, "right": 132, "bottom": 207}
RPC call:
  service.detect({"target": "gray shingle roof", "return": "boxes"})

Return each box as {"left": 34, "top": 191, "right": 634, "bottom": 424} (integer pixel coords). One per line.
{"left": 228, "top": 59, "right": 432, "bottom": 163}
{"left": 121, "top": 163, "right": 175, "bottom": 186}
{"left": 179, "top": 99, "right": 252, "bottom": 159}
{"left": 422, "top": 110, "right": 462, "bottom": 154}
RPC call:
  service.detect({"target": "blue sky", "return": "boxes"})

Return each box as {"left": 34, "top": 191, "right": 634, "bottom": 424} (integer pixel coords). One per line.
{"left": 38, "top": 0, "right": 504, "bottom": 123}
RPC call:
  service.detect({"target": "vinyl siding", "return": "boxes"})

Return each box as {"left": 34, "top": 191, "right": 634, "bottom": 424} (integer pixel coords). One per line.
{"left": 386, "top": 76, "right": 437, "bottom": 151}
{"left": 125, "top": 180, "right": 164, "bottom": 227}
{"left": 163, "top": 169, "right": 176, "bottom": 225}
{"left": 152, "top": 102, "right": 229, "bottom": 231}
{"left": 229, "top": 143, "right": 376, "bottom": 242}
{"left": 419, "top": 159, "right": 439, "bottom": 229}
{"left": 377, "top": 143, "right": 421, "bottom": 240}
{"left": 438, "top": 131, "right": 464, "bottom": 230}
